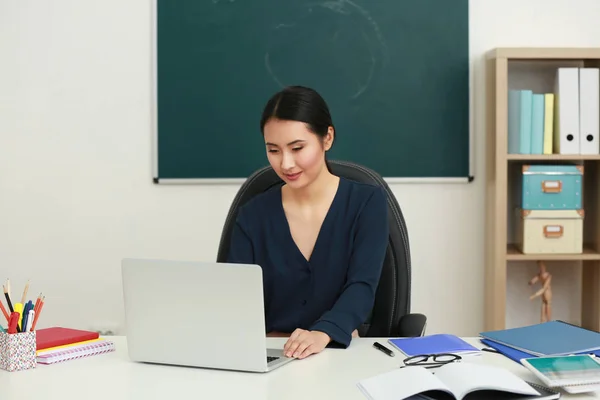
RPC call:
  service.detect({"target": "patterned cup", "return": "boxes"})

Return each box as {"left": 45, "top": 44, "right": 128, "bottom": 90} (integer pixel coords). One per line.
{"left": 0, "top": 331, "right": 37, "bottom": 372}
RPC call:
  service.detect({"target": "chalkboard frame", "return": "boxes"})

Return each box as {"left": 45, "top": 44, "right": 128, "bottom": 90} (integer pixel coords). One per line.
{"left": 150, "top": 0, "right": 474, "bottom": 185}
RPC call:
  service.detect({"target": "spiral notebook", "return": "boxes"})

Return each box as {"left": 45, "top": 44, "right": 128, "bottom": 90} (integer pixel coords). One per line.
{"left": 36, "top": 339, "right": 115, "bottom": 364}
{"left": 521, "top": 355, "right": 600, "bottom": 390}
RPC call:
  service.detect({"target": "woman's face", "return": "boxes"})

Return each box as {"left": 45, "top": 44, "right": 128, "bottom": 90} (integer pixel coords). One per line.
{"left": 263, "top": 119, "right": 333, "bottom": 189}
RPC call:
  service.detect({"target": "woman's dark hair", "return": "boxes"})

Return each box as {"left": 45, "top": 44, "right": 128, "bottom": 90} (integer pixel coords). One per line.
{"left": 260, "top": 86, "right": 335, "bottom": 171}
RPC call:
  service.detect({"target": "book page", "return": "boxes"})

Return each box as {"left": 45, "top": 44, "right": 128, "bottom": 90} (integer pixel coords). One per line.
{"left": 357, "top": 366, "right": 454, "bottom": 400}
{"left": 433, "top": 363, "right": 540, "bottom": 400}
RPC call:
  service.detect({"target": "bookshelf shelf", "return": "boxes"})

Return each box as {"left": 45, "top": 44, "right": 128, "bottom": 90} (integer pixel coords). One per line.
{"left": 487, "top": 47, "right": 600, "bottom": 60}
{"left": 507, "top": 154, "right": 600, "bottom": 161}
{"left": 506, "top": 245, "right": 600, "bottom": 261}
{"left": 485, "top": 47, "right": 600, "bottom": 333}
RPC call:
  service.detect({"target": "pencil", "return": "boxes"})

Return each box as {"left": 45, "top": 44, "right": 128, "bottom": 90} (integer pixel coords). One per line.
{"left": 2, "top": 285, "right": 13, "bottom": 313}
{"left": 30, "top": 296, "right": 44, "bottom": 331}
{"left": 34, "top": 293, "right": 42, "bottom": 314}
{"left": 0, "top": 298, "right": 8, "bottom": 322}
{"left": 21, "top": 280, "right": 29, "bottom": 304}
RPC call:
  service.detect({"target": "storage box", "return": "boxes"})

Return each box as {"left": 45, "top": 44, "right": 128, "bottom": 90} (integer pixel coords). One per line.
{"left": 521, "top": 165, "right": 583, "bottom": 210}
{"left": 515, "top": 208, "right": 584, "bottom": 254}
{"left": 0, "top": 331, "right": 36, "bottom": 372}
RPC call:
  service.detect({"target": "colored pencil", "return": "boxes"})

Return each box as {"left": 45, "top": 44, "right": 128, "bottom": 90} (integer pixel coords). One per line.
{"left": 21, "top": 280, "right": 29, "bottom": 304}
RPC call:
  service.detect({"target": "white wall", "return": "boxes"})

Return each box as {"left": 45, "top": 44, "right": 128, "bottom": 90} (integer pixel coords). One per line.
{"left": 1, "top": 0, "right": 599, "bottom": 336}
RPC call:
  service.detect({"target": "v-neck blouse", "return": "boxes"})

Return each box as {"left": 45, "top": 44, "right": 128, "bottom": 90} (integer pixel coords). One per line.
{"left": 227, "top": 177, "right": 389, "bottom": 348}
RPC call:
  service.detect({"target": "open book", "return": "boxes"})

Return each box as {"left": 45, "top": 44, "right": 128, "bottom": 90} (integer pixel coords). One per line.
{"left": 357, "top": 362, "right": 560, "bottom": 400}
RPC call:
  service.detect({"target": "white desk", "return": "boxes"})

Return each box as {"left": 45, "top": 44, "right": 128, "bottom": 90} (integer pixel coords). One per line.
{"left": 2, "top": 337, "right": 599, "bottom": 400}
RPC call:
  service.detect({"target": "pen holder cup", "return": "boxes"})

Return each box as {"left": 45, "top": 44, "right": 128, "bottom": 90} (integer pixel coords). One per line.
{"left": 0, "top": 331, "right": 37, "bottom": 372}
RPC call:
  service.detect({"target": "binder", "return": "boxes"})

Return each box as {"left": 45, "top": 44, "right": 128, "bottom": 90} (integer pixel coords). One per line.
{"left": 578, "top": 67, "right": 600, "bottom": 154}
{"left": 543, "top": 93, "right": 554, "bottom": 154}
{"left": 481, "top": 338, "right": 600, "bottom": 364}
{"left": 480, "top": 320, "right": 600, "bottom": 356}
{"left": 519, "top": 90, "right": 533, "bottom": 154}
{"left": 553, "top": 68, "right": 580, "bottom": 154}
{"left": 508, "top": 90, "right": 533, "bottom": 154}
{"left": 508, "top": 90, "right": 521, "bottom": 154}
{"left": 530, "top": 94, "right": 545, "bottom": 154}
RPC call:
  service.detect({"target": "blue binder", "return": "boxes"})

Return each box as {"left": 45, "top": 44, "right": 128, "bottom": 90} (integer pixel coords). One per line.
{"left": 480, "top": 320, "right": 600, "bottom": 356}
{"left": 481, "top": 338, "right": 600, "bottom": 364}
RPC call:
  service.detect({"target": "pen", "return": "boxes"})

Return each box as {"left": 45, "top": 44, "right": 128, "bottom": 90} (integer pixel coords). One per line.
{"left": 21, "top": 301, "right": 32, "bottom": 332}
{"left": 14, "top": 302, "right": 23, "bottom": 330}
{"left": 25, "top": 310, "right": 34, "bottom": 332}
{"left": 482, "top": 347, "right": 499, "bottom": 354}
{"left": 373, "top": 341, "right": 395, "bottom": 357}
{"left": 7, "top": 312, "right": 19, "bottom": 334}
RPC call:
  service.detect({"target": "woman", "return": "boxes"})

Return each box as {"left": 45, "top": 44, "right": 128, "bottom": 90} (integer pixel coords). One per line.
{"left": 227, "top": 86, "right": 388, "bottom": 360}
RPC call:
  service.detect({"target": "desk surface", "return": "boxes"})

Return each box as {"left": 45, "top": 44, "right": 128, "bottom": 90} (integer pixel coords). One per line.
{"left": 2, "top": 337, "right": 599, "bottom": 400}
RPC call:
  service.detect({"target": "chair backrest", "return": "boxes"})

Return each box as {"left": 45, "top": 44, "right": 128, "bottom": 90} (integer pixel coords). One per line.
{"left": 216, "top": 160, "right": 412, "bottom": 337}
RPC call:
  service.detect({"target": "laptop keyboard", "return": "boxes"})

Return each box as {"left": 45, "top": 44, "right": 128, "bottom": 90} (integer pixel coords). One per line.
{"left": 267, "top": 356, "right": 279, "bottom": 363}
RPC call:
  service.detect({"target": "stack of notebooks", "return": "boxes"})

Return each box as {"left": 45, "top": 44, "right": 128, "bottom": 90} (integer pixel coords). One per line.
{"left": 480, "top": 320, "right": 600, "bottom": 394}
{"left": 36, "top": 327, "right": 115, "bottom": 365}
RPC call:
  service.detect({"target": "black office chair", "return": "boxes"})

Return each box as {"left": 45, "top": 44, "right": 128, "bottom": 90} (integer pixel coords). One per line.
{"left": 216, "top": 160, "right": 427, "bottom": 338}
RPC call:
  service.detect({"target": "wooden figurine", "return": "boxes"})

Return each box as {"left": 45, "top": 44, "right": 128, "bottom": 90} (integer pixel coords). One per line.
{"left": 528, "top": 261, "right": 552, "bottom": 322}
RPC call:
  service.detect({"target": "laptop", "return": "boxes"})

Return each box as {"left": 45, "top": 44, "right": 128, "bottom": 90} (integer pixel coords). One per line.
{"left": 121, "top": 258, "right": 296, "bottom": 373}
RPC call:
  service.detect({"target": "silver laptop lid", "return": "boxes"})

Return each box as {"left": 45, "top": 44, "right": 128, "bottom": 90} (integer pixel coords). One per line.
{"left": 122, "top": 258, "right": 269, "bottom": 372}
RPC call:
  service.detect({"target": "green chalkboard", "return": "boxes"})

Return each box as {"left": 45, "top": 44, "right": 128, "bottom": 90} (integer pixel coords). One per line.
{"left": 154, "top": 0, "right": 470, "bottom": 182}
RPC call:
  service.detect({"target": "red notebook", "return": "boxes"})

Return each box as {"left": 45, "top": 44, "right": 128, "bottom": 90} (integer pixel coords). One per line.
{"left": 35, "top": 327, "right": 100, "bottom": 350}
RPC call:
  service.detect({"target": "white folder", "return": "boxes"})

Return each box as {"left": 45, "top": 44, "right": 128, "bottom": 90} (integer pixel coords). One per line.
{"left": 579, "top": 67, "right": 600, "bottom": 154}
{"left": 553, "top": 68, "right": 580, "bottom": 154}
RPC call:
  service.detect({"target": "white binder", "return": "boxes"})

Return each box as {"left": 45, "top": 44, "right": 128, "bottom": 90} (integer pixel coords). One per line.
{"left": 553, "top": 68, "right": 580, "bottom": 154}
{"left": 579, "top": 67, "right": 600, "bottom": 154}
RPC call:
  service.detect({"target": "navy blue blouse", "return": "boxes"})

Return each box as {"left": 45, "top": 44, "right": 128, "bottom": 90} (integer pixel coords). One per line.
{"left": 227, "top": 177, "right": 389, "bottom": 348}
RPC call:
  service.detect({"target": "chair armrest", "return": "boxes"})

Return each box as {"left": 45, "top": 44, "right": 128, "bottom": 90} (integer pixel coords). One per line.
{"left": 395, "top": 313, "right": 427, "bottom": 337}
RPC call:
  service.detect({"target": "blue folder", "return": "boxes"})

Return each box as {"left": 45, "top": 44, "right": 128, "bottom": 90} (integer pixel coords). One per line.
{"left": 481, "top": 338, "right": 600, "bottom": 365}
{"left": 480, "top": 320, "right": 600, "bottom": 356}
{"left": 388, "top": 334, "right": 480, "bottom": 357}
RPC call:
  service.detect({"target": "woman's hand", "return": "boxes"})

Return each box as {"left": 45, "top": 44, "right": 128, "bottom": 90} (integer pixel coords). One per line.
{"left": 283, "top": 328, "right": 331, "bottom": 359}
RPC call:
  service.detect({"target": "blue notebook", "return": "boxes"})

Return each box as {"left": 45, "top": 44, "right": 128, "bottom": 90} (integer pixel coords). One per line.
{"left": 387, "top": 334, "right": 480, "bottom": 357}
{"left": 480, "top": 320, "right": 600, "bottom": 356}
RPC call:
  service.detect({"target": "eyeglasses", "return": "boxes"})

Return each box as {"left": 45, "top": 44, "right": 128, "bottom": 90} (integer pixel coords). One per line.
{"left": 401, "top": 353, "right": 462, "bottom": 369}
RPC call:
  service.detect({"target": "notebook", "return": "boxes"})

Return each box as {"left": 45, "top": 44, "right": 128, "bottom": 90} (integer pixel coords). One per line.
{"left": 36, "top": 327, "right": 100, "bottom": 350}
{"left": 480, "top": 321, "right": 600, "bottom": 356}
{"left": 388, "top": 334, "right": 481, "bottom": 357}
{"left": 36, "top": 338, "right": 103, "bottom": 355}
{"left": 356, "top": 362, "right": 560, "bottom": 400}
{"left": 36, "top": 339, "right": 115, "bottom": 364}
{"left": 521, "top": 354, "right": 600, "bottom": 388}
